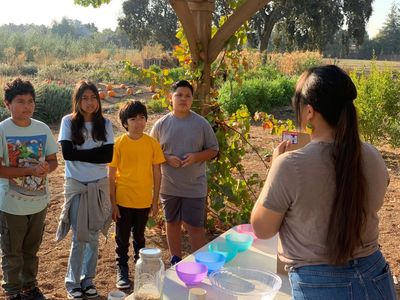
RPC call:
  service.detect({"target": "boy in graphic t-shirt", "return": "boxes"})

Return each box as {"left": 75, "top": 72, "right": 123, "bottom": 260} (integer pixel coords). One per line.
{"left": 0, "top": 78, "right": 58, "bottom": 300}
{"left": 108, "top": 100, "right": 165, "bottom": 289}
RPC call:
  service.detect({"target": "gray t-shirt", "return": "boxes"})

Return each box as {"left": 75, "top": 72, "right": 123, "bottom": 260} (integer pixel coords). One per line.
{"left": 261, "top": 142, "right": 388, "bottom": 268}
{"left": 150, "top": 111, "right": 219, "bottom": 198}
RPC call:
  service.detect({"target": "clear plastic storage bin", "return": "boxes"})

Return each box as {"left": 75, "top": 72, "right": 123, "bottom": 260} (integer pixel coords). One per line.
{"left": 209, "top": 266, "right": 282, "bottom": 300}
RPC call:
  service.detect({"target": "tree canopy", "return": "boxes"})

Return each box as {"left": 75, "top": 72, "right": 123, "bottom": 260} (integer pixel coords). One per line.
{"left": 249, "top": 0, "right": 373, "bottom": 53}
{"left": 375, "top": 1, "right": 400, "bottom": 55}
{"left": 118, "top": 0, "right": 178, "bottom": 50}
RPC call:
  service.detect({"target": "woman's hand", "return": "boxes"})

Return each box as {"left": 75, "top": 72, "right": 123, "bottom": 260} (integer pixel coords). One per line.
{"left": 272, "top": 140, "right": 291, "bottom": 163}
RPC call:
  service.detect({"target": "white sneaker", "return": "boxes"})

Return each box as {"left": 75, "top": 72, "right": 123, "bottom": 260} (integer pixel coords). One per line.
{"left": 67, "top": 288, "right": 83, "bottom": 300}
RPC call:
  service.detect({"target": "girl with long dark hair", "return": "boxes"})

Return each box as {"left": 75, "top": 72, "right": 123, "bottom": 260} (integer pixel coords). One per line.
{"left": 56, "top": 81, "right": 114, "bottom": 300}
{"left": 251, "top": 65, "right": 396, "bottom": 299}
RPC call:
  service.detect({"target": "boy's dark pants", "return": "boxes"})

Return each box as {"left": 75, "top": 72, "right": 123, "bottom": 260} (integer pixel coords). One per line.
{"left": 0, "top": 208, "right": 47, "bottom": 295}
{"left": 115, "top": 206, "right": 150, "bottom": 266}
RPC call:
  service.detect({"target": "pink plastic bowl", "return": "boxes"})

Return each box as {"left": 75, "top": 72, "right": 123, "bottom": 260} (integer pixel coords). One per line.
{"left": 176, "top": 262, "right": 208, "bottom": 286}
{"left": 236, "top": 224, "right": 258, "bottom": 240}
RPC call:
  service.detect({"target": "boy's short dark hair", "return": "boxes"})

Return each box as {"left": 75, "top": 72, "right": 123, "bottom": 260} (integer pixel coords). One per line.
{"left": 171, "top": 80, "right": 194, "bottom": 95}
{"left": 119, "top": 100, "right": 148, "bottom": 131}
{"left": 4, "top": 78, "right": 35, "bottom": 104}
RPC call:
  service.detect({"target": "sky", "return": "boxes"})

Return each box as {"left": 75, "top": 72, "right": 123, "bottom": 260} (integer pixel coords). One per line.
{"left": 0, "top": 0, "right": 394, "bottom": 38}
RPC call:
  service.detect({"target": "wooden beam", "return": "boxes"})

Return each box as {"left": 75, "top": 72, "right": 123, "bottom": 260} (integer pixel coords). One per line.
{"left": 208, "top": 0, "right": 271, "bottom": 62}
{"left": 169, "top": 0, "right": 201, "bottom": 63}
{"left": 188, "top": 2, "right": 214, "bottom": 11}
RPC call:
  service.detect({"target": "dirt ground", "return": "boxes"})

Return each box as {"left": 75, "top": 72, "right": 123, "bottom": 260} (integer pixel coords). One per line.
{"left": 0, "top": 94, "right": 399, "bottom": 299}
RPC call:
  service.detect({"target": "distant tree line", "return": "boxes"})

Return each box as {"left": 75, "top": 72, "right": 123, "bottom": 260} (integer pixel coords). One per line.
{"left": 1, "top": 0, "right": 398, "bottom": 63}
{"left": 118, "top": 0, "right": 400, "bottom": 59}
{"left": 0, "top": 18, "right": 131, "bottom": 63}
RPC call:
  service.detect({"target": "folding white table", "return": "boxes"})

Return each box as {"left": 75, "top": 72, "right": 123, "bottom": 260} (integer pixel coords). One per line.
{"left": 127, "top": 228, "right": 292, "bottom": 299}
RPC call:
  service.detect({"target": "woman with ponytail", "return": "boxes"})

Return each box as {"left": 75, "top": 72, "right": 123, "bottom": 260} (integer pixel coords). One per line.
{"left": 251, "top": 65, "right": 396, "bottom": 299}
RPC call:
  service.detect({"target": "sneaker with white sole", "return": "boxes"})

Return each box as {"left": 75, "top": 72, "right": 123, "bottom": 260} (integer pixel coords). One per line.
{"left": 67, "top": 288, "right": 83, "bottom": 300}
{"left": 116, "top": 265, "right": 131, "bottom": 289}
{"left": 83, "top": 285, "right": 98, "bottom": 299}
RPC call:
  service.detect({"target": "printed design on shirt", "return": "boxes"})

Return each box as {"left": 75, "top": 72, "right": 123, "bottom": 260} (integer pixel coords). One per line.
{"left": 7, "top": 135, "right": 47, "bottom": 196}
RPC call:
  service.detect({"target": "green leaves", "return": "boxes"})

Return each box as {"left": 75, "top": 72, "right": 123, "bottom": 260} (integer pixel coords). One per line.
{"left": 73, "top": 0, "right": 110, "bottom": 8}
{"left": 206, "top": 105, "right": 265, "bottom": 231}
{"left": 351, "top": 60, "right": 400, "bottom": 147}
{"left": 34, "top": 82, "right": 72, "bottom": 124}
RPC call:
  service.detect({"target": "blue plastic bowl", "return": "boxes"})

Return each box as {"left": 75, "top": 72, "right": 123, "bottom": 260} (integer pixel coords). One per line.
{"left": 208, "top": 241, "right": 237, "bottom": 263}
{"left": 225, "top": 232, "right": 254, "bottom": 252}
{"left": 195, "top": 251, "right": 226, "bottom": 274}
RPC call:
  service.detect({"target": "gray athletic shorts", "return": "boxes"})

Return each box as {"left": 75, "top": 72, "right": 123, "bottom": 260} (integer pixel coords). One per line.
{"left": 160, "top": 194, "right": 206, "bottom": 227}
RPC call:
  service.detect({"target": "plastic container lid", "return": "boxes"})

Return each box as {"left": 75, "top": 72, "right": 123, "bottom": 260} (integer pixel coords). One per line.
{"left": 139, "top": 248, "right": 162, "bottom": 258}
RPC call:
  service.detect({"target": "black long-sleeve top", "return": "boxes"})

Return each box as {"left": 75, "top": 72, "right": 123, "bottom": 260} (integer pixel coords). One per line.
{"left": 60, "top": 140, "right": 113, "bottom": 164}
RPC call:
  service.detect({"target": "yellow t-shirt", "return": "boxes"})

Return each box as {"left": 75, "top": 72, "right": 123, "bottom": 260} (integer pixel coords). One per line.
{"left": 109, "top": 133, "right": 165, "bottom": 208}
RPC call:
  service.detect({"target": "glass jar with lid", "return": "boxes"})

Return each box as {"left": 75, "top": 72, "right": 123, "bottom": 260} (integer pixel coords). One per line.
{"left": 134, "top": 248, "right": 165, "bottom": 300}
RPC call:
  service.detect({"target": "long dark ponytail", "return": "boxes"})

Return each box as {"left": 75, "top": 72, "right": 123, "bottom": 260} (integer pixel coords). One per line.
{"left": 293, "top": 65, "right": 367, "bottom": 265}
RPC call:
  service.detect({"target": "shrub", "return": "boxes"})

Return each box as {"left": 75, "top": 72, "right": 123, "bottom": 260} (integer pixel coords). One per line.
{"left": 268, "top": 51, "right": 323, "bottom": 75}
{"left": 351, "top": 63, "right": 400, "bottom": 147}
{"left": 168, "top": 67, "right": 186, "bottom": 82}
{"left": 218, "top": 76, "right": 296, "bottom": 115}
{"left": 61, "top": 62, "right": 97, "bottom": 72}
{"left": 243, "top": 64, "right": 281, "bottom": 81}
{"left": 0, "top": 107, "right": 10, "bottom": 121}
{"left": 147, "top": 99, "right": 165, "bottom": 113}
{"left": 0, "top": 63, "right": 18, "bottom": 76}
{"left": 34, "top": 83, "right": 72, "bottom": 124}
{"left": 19, "top": 63, "right": 38, "bottom": 76}
{"left": 37, "top": 64, "right": 67, "bottom": 81}
{"left": 0, "top": 76, "right": 6, "bottom": 107}
{"left": 87, "top": 67, "right": 112, "bottom": 83}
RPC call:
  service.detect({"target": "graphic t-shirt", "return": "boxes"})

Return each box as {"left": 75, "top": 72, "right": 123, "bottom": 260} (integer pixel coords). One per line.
{"left": 58, "top": 114, "right": 114, "bottom": 182}
{"left": 0, "top": 118, "right": 58, "bottom": 215}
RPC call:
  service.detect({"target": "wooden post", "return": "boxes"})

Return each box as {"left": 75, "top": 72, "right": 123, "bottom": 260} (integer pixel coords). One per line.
{"left": 188, "top": 0, "right": 214, "bottom": 113}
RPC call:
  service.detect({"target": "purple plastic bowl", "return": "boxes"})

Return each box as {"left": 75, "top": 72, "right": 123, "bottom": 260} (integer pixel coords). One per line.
{"left": 176, "top": 262, "right": 208, "bottom": 286}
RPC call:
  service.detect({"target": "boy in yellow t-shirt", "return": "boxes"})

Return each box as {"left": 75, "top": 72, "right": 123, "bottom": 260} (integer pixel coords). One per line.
{"left": 108, "top": 100, "right": 165, "bottom": 289}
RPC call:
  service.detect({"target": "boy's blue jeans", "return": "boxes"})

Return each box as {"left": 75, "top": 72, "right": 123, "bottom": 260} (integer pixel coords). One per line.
{"left": 289, "top": 250, "right": 396, "bottom": 300}
{"left": 0, "top": 208, "right": 47, "bottom": 295}
{"left": 65, "top": 194, "right": 99, "bottom": 292}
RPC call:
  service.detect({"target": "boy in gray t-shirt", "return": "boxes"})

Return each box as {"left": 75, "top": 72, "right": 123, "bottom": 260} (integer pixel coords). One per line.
{"left": 150, "top": 80, "right": 218, "bottom": 265}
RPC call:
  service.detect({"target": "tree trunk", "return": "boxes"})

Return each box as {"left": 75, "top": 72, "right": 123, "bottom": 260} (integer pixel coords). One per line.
{"left": 170, "top": 0, "right": 272, "bottom": 114}
{"left": 259, "top": 8, "right": 282, "bottom": 54}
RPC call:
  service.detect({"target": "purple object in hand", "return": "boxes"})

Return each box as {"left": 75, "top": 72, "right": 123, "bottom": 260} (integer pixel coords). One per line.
{"left": 176, "top": 262, "right": 208, "bottom": 286}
